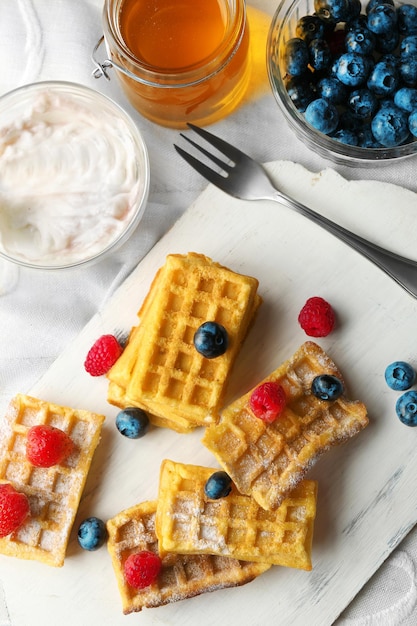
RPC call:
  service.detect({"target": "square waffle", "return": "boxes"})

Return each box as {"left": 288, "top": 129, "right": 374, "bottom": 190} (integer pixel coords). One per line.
{"left": 155, "top": 460, "right": 317, "bottom": 570}
{"left": 107, "top": 253, "right": 261, "bottom": 432}
{"left": 106, "top": 500, "right": 271, "bottom": 614}
{"left": 0, "top": 394, "right": 105, "bottom": 567}
{"left": 202, "top": 341, "right": 369, "bottom": 511}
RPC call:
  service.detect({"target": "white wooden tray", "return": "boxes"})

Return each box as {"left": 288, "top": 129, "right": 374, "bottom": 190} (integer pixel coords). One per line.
{"left": 4, "top": 161, "right": 417, "bottom": 626}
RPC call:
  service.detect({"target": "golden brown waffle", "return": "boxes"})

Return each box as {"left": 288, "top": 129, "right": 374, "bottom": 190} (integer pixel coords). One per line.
{"left": 106, "top": 500, "right": 271, "bottom": 614}
{"left": 155, "top": 460, "right": 317, "bottom": 570}
{"left": 0, "top": 394, "right": 105, "bottom": 567}
{"left": 107, "top": 253, "right": 261, "bottom": 432}
{"left": 203, "top": 341, "right": 368, "bottom": 511}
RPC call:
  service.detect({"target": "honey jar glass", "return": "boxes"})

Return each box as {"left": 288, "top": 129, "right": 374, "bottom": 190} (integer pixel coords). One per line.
{"left": 98, "top": 0, "right": 251, "bottom": 128}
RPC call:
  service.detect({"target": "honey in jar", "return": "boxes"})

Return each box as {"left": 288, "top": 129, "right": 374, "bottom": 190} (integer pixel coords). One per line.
{"left": 102, "top": 0, "right": 251, "bottom": 127}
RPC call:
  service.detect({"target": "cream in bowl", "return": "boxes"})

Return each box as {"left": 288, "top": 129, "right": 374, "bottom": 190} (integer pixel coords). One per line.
{"left": 0, "top": 81, "right": 149, "bottom": 269}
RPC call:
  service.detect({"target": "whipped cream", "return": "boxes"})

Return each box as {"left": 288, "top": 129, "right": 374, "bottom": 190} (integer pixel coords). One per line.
{"left": 0, "top": 87, "right": 145, "bottom": 266}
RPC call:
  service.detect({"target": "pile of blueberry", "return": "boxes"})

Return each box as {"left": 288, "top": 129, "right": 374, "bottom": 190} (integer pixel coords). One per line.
{"left": 281, "top": 0, "right": 417, "bottom": 148}
{"left": 385, "top": 360, "right": 417, "bottom": 426}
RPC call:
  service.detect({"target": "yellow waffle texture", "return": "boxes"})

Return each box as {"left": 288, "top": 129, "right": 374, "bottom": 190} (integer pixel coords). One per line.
{"left": 0, "top": 394, "right": 105, "bottom": 566}
{"left": 106, "top": 500, "right": 270, "bottom": 614}
{"left": 107, "top": 253, "right": 261, "bottom": 432}
{"left": 203, "top": 341, "right": 368, "bottom": 510}
{"left": 155, "top": 460, "right": 317, "bottom": 570}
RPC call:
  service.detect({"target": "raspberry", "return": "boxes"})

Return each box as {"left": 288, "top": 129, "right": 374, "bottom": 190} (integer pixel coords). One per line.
{"left": 249, "top": 382, "right": 286, "bottom": 424}
{"left": 298, "top": 296, "right": 335, "bottom": 337}
{"left": 124, "top": 551, "right": 162, "bottom": 589}
{"left": 26, "top": 425, "right": 74, "bottom": 468}
{"left": 84, "top": 334, "right": 123, "bottom": 376}
{"left": 0, "top": 483, "right": 30, "bottom": 537}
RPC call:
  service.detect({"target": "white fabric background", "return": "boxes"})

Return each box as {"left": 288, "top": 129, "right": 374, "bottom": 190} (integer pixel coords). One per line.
{"left": 0, "top": 1, "right": 417, "bottom": 624}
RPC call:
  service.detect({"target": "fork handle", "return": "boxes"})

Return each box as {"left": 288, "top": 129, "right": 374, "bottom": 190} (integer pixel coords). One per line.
{"left": 271, "top": 189, "right": 417, "bottom": 299}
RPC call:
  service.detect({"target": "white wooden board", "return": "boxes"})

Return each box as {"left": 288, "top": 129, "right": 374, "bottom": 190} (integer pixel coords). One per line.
{"left": 4, "top": 161, "right": 417, "bottom": 626}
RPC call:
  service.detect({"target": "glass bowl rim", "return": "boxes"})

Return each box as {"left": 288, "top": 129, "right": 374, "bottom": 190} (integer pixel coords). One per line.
{"left": 0, "top": 80, "right": 150, "bottom": 270}
{"left": 266, "top": 0, "right": 417, "bottom": 164}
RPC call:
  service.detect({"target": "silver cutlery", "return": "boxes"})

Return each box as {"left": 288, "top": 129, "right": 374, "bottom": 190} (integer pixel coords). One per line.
{"left": 174, "top": 123, "right": 417, "bottom": 300}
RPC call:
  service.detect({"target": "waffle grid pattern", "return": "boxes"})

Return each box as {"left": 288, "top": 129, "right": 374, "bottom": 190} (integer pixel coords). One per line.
{"left": 156, "top": 460, "right": 317, "bottom": 570}
{"left": 0, "top": 394, "right": 105, "bottom": 566}
{"left": 203, "top": 341, "right": 368, "bottom": 511}
{"left": 107, "top": 500, "right": 270, "bottom": 614}
{"left": 108, "top": 253, "right": 260, "bottom": 430}
{"left": 135, "top": 259, "right": 250, "bottom": 405}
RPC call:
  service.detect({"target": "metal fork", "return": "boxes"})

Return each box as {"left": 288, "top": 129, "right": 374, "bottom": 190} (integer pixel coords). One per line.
{"left": 174, "top": 123, "right": 417, "bottom": 300}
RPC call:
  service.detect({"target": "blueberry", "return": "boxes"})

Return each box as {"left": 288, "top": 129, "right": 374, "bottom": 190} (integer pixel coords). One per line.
{"left": 378, "top": 96, "right": 396, "bottom": 108}
{"left": 379, "top": 53, "right": 399, "bottom": 68}
{"left": 396, "top": 390, "right": 417, "bottom": 426}
{"left": 357, "top": 123, "right": 382, "bottom": 146}
{"left": 314, "top": 0, "right": 351, "bottom": 22}
{"left": 346, "top": 14, "right": 371, "bottom": 30}
{"left": 385, "top": 361, "right": 416, "bottom": 391}
{"left": 317, "top": 76, "right": 348, "bottom": 104}
{"left": 77, "top": 517, "right": 107, "bottom": 551}
{"left": 285, "top": 75, "right": 316, "bottom": 111}
{"left": 346, "top": 0, "right": 362, "bottom": 21}
{"left": 283, "top": 38, "right": 309, "bottom": 76}
{"left": 339, "top": 108, "right": 363, "bottom": 131}
{"left": 375, "top": 28, "right": 400, "bottom": 53}
{"left": 398, "top": 4, "right": 417, "bottom": 35}
{"left": 348, "top": 88, "right": 378, "bottom": 118}
{"left": 400, "top": 34, "right": 417, "bottom": 57}
{"left": 329, "top": 55, "right": 342, "bottom": 78}
{"left": 367, "top": 59, "right": 400, "bottom": 96}
{"left": 204, "top": 471, "right": 232, "bottom": 499}
{"left": 311, "top": 375, "right": 344, "bottom": 401}
{"left": 394, "top": 86, "right": 417, "bottom": 111}
{"left": 371, "top": 104, "right": 410, "bottom": 146}
{"left": 116, "top": 408, "right": 149, "bottom": 439}
{"left": 345, "top": 27, "right": 376, "bottom": 55}
{"left": 305, "top": 98, "right": 339, "bottom": 133}
{"left": 296, "top": 15, "right": 327, "bottom": 41}
{"left": 308, "top": 38, "right": 332, "bottom": 72}
{"left": 409, "top": 109, "right": 417, "bottom": 136}
{"left": 367, "top": 3, "right": 398, "bottom": 35}
{"left": 399, "top": 54, "right": 417, "bottom": 86}
{"left": 335, "top": 52, "right": 372, "bottom": 87}
{"left": 366, "top": 0, "right": 395, "bottom": 14}
{"left": 332, "top": 128, "right": 359, "bottom": 144}
{"left": 194, "top": 322, "right": 228, "bottom": 358}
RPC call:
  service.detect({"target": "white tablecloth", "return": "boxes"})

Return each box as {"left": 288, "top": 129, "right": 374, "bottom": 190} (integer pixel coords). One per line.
{"left": 1, "top": 1, "right": 417, "bottom": 624}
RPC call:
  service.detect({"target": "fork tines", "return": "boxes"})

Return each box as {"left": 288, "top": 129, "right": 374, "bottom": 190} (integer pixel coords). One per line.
{"left": 174, "top": 123, "right": 241, "bottom": 179}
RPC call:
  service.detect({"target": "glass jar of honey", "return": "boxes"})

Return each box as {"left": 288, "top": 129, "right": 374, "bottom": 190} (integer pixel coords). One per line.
{"left": 96, "top": 0, "right": 251, "bottom": 128}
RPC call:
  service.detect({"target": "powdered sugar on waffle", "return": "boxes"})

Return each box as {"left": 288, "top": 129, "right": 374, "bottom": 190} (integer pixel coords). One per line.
{"left": 0, "top": 394, "right": 105, "bottom": 566}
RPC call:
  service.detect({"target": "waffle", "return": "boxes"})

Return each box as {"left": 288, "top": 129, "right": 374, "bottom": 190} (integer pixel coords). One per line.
{"left": 107, "top": 253, "right": 261, "bottom": 432}
{"left": 0, "top": 394, "right": 105, "bottom": 567}
{"left": 155, "top": 460, "right": 317, "bottom": 570}
{"left": 202, "top": 341, "right": 368, "bottom": 511}
{"left": 106, "top": 500, "right": 271, "bottom": 614}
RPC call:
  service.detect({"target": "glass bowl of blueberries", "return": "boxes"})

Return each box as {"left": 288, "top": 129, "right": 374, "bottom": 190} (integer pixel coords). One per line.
{"left": 267, "top": 0, "right": 417, "bottom": 164}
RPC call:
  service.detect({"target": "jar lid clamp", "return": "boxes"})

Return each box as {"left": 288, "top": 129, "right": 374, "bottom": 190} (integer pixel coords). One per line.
{"left": 91, "top": 36, "right": 113, "bottom": 80}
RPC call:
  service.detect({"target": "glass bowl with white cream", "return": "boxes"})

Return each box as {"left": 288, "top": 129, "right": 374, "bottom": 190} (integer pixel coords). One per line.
{"left": 0, "top": 81, "right": 150, "bottom": 269}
